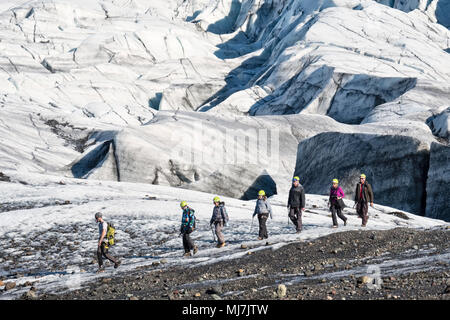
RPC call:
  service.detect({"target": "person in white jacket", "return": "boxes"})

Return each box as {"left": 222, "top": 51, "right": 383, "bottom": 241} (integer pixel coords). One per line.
{"left": 253, "top": 190, "right": 273, "bottom": 240}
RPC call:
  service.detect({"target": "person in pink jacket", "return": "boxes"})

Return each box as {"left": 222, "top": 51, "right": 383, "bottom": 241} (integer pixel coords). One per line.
{"left": 328, "top": 179, "right": 347, "bottom": 228}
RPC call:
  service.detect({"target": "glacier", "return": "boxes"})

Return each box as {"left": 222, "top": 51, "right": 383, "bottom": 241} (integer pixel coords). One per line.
{"left": 0, "top": 0, "right": 449, "bottom": 299}
{"left": 0, "top": 0, "right": 449, "bottom": 217}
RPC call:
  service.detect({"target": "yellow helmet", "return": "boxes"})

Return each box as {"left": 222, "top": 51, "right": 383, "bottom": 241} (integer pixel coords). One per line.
{"left": 258, "top": 190, "right": 266, "bottom": 196}
{"left": 360, "top": 174, "right": 366, "bottom": 179}
{"left": 293, "top": 176, "right": 300, "bottom": 182}
{"left": 213, "top": 196, "right": 221, "bottom": 203}
{"left": 332, "top": 179, "right": 339, "bottom": 184}
{"left": 180, "top": 201, "right": 188, "bottom": 208}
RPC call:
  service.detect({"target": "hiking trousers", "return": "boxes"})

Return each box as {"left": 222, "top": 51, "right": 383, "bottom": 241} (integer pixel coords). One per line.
{"left": 289, "top": 207, "right": 302, "bottom": 232}
{"left": 258, "top": 213, "right": 269, "bottom": 239}
{"left": 356, "top": 201, "right": 369, "bottom": 226}
{"left": 330, "top": 205, "right": 347, "bottom": 226}
{"left": 182, "top": 231, "right": 195, "bottom": 253}
{"left": 214, "top": 221, "right": 225, "bottom": 245}
{"left": 97, "top": 242, "right": 117, "bottom": 267}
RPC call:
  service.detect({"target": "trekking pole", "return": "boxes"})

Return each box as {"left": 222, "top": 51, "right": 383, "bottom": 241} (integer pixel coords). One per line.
{"left": 287, "top": 207, "right": 290, "bottom": 228}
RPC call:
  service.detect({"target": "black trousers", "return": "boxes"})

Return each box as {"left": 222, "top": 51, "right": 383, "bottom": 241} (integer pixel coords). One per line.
{"left": 289, "top": 207, "right": 302, "bottom": 231}
{"left": 97, "top": 242, "right": 117, "bottom": 267}
{"left": 330, "top": 204, "right": 347, "bottom": 226}
{"left": 182, "top": 231, "right": 195, "bottom": 253}
{"left": 258, "top": 213, "right": 269, "bottom": 239}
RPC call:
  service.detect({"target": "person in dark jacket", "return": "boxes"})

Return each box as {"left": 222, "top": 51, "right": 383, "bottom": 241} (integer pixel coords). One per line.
{"left": 287, "top": 176, "right": 306, "bottom": 233}
{"left": 354, "top": 174, "right": 374, "bottom": 227}
{"left": 328, "top": 179, "right": 347, "bottom": 228}
{"left": 253, "top": 190, "right": 273, "bottom": 240}
{"left": 210, "top": 196, "right": 229, "bottom": 248}
{"left": 180, "top": 201, "right": 198, "bottom": 256}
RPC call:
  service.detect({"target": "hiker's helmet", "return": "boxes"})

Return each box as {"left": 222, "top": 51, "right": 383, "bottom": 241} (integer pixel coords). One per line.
{"left": 258, "top": 190, "right": 266, "bottom": 196}
{"left": 213, "top": 196, "right": 221, "bottom": 203}
{"left": 95, "top": 212, "right": 102, "bottom": 220}
{"left": 180, "top": 201, "right": 188, "bottom": 208}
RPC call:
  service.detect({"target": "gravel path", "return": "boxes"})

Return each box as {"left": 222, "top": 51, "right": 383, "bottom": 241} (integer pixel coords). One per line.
{"left": 37, "top": 227, "right": 450, "bottom": 300}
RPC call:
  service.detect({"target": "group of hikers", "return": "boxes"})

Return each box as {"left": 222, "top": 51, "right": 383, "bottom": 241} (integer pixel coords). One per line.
{"left": 94, "top": 174, "right": 374, "bottom": 272}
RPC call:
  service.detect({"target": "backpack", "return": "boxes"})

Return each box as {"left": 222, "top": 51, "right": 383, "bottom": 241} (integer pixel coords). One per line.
{"left": 220, "top": 204, "right": 229, "bottom": 223}
{"left": 191, "top": 210, "right": 196, "bottom": 230}
{"left": 106, "top": 222, "right": 116, "bottom": 247}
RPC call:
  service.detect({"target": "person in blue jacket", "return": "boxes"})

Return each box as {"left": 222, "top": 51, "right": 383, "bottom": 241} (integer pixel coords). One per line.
{"left": 180, "top": 201, "right": 198, "bottom": 257}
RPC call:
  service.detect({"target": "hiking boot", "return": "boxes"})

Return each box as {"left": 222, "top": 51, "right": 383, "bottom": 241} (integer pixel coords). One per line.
{"left": 114, "top": 261, "right": 121, "bottom": 269}
{"left": 332, "top": 225, "right": 338, "bottom": 228}
{"left": 216, "top": 242, "right": 226, "bottom": 248}
{"left": 183, "top": 252, "right": 192, "bottom": 257}
{"left": 361, "top": 224, "right": 366, "bottom": 227}
{"left": 344, "top": 220, "right": 347, "bottom": 226}
{"left": 96, "top": 266, "right": 105, "bottom": 273}
{"left": 193, "top": 246, "right": 198, "bottom": 255}
{"left": 257, "top": 237, "right": 263, "bottom": 240}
